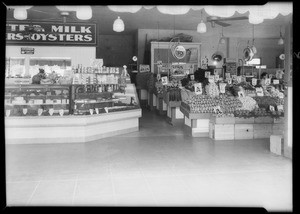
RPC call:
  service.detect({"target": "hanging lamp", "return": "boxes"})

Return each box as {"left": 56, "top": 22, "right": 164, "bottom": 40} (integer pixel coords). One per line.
{"left": 197, "top": 10, "right": 206, "bottom": 33}
{"left": 76, "top": 6, "right": 92, "bottom": 20}
{"left": 113, "top": 16, "right": 125, "bottom": 32}
{"left": 278, "top": 26, "right": 284, "bottom": 45}
{"left": 219, "top": 27, "right": 226, "bottom": 44}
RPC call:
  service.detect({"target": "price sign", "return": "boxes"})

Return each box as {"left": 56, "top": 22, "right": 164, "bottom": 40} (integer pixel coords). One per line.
{"left": 190, "top": 74, "right": 195, "bottom": 80}
{"left": 227, "top": 78, "right": 232, "bottom": 84}
{"left": 256, "top": 87, "right": 264, "bottom": 96}
{"left": 252, "top": 78, "right": 257, "bottom": 86}
{"left": 236, "top": 76, "right": 242, "bottom": 83}
{"left": 208, "top": 76, "right": 214, "bottom": 83}
{"left": 157, "top": 74, "right": 161, "bottom": 81}
{"left": 194, "top": 83, "right": 202, "bottom": 95}
{"left": 278, "top": 92, "right": 284, "bottom": 99}
{"left": 161, "top": 76, "right": 168, "bottom": 85}
{"left": 273, "top": 79, "right": 279, "bottom": 85}
{"left": 219, "top": 83, "right": 227, "bottom": 93}
{"left": 277, "top": 105, "right": 284, "bottom": 112}
{"left": 269, "top": 105, "right": 275, "bottom": 112}
{"left": 225, "top": 72, "right": 231, "bottom": 79}
{"left": 232, "top": 75, "right": 237, "bottom": 80}
{"left": 205, "top": 71, "right": 211, "bottom": 78}
{"left": 214, "top": 74, "right": 219, "bottom": 82}
{"left": 265, "top": 78, "right": 271, "bottom": 86}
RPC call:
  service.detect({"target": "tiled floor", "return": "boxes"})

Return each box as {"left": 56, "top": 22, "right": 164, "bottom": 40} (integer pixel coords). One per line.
{"left": 5, "top": 109, "right": 292, "bottom": 211}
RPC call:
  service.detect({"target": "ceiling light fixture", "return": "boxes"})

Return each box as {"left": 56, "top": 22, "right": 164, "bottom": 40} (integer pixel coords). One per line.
{"left": 76, "top": 6, "right": 92, "bottom": 20}
{"left": 13, "top": 8, "right": 28, "bottom": 20}
{"left": 278, "top": 26, "right": 284, "bottom": 45}
{"left": 113, "top": 16, "right": 125, "bottom": 32}
{"left": 219, "top": 27, "right": 226, "bottom": 44}
{"left": 197, "top": 10, "right": 206, "bottom": 33}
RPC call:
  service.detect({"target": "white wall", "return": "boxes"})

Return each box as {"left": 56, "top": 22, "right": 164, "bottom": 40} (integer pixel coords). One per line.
{"left": 6, "top": 46, "right": 96, "bottom": 67}
{"left": 138, "top": 29, "right": 284, "bottom": 69}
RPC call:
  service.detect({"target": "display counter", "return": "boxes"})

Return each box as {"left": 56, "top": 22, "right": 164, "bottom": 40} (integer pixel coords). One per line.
{"left": 5, "top": 83, "right": 141, "bottom": 144}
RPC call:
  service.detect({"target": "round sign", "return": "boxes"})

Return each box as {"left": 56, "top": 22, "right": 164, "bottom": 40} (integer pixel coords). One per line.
{"left": 173, "top": 45, "right": 186, "bottom": 59}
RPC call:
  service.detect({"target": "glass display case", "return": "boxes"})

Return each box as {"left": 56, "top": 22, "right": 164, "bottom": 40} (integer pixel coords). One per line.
{"left": 72, "top": 84, "right": 140, "bottom": 115}
{"left": 5, "top": 84, "right": 71, "bottom": 117}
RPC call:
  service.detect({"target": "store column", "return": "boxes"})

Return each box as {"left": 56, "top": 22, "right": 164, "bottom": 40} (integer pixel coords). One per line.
{"left": 283, "top": 22, "right": 292, "bottom": 159}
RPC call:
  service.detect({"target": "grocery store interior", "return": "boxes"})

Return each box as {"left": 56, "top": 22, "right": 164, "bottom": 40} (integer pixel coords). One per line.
{"left": 4, "top": 4, "right": 293, "bottom": 211}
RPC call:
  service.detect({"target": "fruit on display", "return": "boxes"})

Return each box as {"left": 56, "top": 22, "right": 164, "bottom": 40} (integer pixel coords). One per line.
{"left": 252, "top": 96, "right": 278, "bottom": 109}
{"left": 185, "top": 80, "right": 197, "bottom": 91}
{"left": 186, "top": 94, "right": 242, "bottom": 114}
{"left": 237, "top": 96, "right": 258, "bottom": 111}
{"left": 234, "top": 109, "right": 252, "bottom": 117}
{"left": 205, "top": 82, "right": 220, "bottom": 98}
{"left": 252, "top": 107, "right": 269, "bottom": 117}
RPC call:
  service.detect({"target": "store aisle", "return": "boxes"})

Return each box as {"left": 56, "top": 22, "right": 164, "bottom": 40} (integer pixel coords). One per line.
{"left": 6, "top": 109, "right": 292, "bottom": 211}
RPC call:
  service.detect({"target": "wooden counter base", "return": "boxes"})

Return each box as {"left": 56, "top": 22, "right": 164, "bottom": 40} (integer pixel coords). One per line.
{"left": 5, "top": 109, "right": 142, "bottom": 144}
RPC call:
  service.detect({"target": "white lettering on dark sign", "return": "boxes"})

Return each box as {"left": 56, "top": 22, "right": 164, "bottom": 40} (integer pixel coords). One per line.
{"left": 6, "top": 21, "right": 96, "bottom": 45}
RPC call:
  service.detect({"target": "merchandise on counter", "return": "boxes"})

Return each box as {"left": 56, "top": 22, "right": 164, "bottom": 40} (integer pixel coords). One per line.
{"left": 205, "top": 82, "right": 220, "bottom": 98}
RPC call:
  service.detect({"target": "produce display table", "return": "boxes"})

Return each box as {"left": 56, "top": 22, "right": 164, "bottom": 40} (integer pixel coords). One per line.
{"left": 163, "top": 90, "right": 183, "bottom": 125}
{"left": 180, "top": 105, "right": 210, "bottom": 137}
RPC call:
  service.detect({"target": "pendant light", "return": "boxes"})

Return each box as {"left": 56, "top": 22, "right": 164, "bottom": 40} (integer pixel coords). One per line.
{"left": 278, "top": 26, "right": 284, "bottom": 45}
{"left": 219, "top": 27, "right": 226, "bottom": 44}
{"left": 113, "top": 16, "right": 124, "bottom": 32}
{"left": 76, "top": 6, "right": 92, "bottom": 20}
{"left": 14, "top": 8, "right": 27, "bottom": 20}
{"left": 197, "top": 10, "right": 206, "bottom": 33}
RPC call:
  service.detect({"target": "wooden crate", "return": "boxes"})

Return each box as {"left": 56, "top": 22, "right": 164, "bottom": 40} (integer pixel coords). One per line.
{"left": 253, "top": 124, "right": 273, "bottom": 139}
{"left": 211, "top": 116, "right": 235, "bottom": 124}
{"left": 235, "top": 124, "right": 254, "bottom": 139}
{"left": 274, "top": 117, "right": 285, "bottom": 124}
{"left": 254, "top": 116, "right": 274, "bottom": 124}
{"left": 235, "top": 117, "right": 255, "bottom": 124}
{"left": 270, "top": 135, "right": 283, "bottom": 155}
{"left": 214, "top": 124, "right": 235, "bottom": 140}
{"left": 272, "top": 123, "right": 285, "bottom": 135}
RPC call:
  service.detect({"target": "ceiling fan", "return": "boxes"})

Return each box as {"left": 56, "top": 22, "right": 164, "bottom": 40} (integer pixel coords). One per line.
{"left": 206, "top": 16, "right": 248, "bottom": 27}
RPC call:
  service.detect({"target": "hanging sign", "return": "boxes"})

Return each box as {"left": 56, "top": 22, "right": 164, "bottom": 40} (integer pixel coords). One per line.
{"left": 252, "top": 78, "right": 257, "bottom": 86}
{"left": 269, "top": 105, "right": 275, "bottom": 112}
{"left": 256, "top": 87, "right": 264, "bottom": 96}
{"left": 194, "top": 83, "right": 202, "bottom": 95}
{"left": 21, "top": 47, "right": 34, "bottom": 54}
{"left": 205, "top": 71, "right": 211, "bottom": 78}
{"left": 265, "top": 78, "right": 271, "bottom": 86}
{"left": 161, "top": 76, "right": 168, "bottom": 85}
{"left": 277, "top": 105, "right": 284, "bottom": 112}
{"left": 273, "top": 79, "right": 279, "bottom": 85}
{"left": 6, "top": 21, "right": 97, "bottom": 46}
{"left": 227, "top": 78, "right": 232, "bottom": 84}
{"left": 219, "top": 83, "right": 226, "bottom": 93}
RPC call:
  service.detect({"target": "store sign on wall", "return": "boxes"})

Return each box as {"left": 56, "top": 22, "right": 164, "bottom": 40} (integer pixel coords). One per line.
{"left": 21, "top": 47, "right": 34, "bottom": 54}
{"left": 6, "top": 21, "right": 96, "bottom": 46}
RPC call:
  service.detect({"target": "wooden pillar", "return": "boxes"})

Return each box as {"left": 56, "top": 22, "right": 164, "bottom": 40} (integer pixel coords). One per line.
{"left": 283, "top": 21, "right": 292, "bottom": 159}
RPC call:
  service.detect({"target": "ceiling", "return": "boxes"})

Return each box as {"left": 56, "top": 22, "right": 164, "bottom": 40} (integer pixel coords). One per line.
{"left": 6, "top": 6, "right": 292, "bottom": 38}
